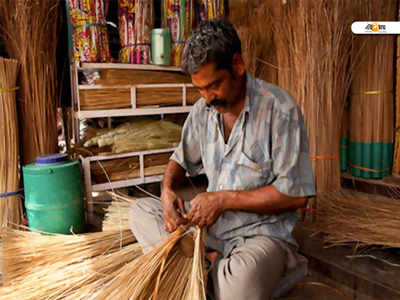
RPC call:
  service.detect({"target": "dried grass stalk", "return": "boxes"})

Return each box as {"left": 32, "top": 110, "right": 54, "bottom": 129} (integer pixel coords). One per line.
{"left": 393, "top": 4, "right": 400, "bottom": 176}
{"left": 350, "top": 1, "right": 395, "bottom": 143}
{"left": 0, "top": 242, "right": 142, "bottom": 300}
{"left": 0, "top": 57, "right": 23, "bottom": 227}
{"left": 229, "top": 1, "right": 277, "bottom": 83}
{"left": 2, "top": 227, "right": 136, "bottom": 285}
{"left": 273, "top": 0, "right": 355, "bottom": 194}
{"left": 102, "top": 197, "right": 137, "bottom": 232}
{"left": 0, "top": 0, "right": 60, "bottom": 164}
{"left": 309, "top": 190, "right": 400, "bottom": 248}
{"left": 71, "top": 226, "right": 206, "bottom": 300}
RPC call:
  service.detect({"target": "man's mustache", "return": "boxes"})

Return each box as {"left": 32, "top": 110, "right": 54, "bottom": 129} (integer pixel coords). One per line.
{"left": 207, "top": 98, "right": 227, "bottom": 107}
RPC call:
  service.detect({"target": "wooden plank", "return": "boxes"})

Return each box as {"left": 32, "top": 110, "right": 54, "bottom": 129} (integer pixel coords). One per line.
{"left": 80, "top": 63, "right": 182, "bottom": 72}
{"left": 294, "top": 225, "right": 400, "bottom": 300}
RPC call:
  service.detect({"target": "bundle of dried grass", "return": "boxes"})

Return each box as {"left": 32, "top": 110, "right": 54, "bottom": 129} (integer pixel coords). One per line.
{"left": 0, "top": 57, "right": 23, "bottom": 227}
{"left": 0, "top": 0, "right": 60, "bottom": 164}
{"left": 76, "top": 226, "right": 205, "bottom": 300}
{"left": 2, "top": 228, "right": 136, "bottom": 285}
{"left": 1, "top": 224, "right": 206, "bottom": 299}
{"left": 84, "top": 119, "right": 181, "bottom": 153}
{"left": 308, "top": 190, "right": 400, "bottom": 248}
{"left": 229, "top": 1, "right": 277, "bottom": 84}
{"left": 79, "top": 86, "right": 199, "bottom": 110}
{"left": 349, "top": 1, "right": 396, "bottom": 179}
{"left": 102, "top": 197, "right": 135, "bottom": 231}
{"left": 0, "top": 240, "right": 142, "bottom": 300}
{"left": 394, "top": 5, "right": 400, "bottom": 177}
{"left": 272, "top": 1, "right": 356, "bottom": 207}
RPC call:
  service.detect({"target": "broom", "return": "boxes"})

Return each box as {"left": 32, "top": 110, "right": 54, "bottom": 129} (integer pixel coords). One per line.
{"left": 308, "top": 190, "right": 400, "bottom": 249}
{"left": 0, "top": 0, "right": 60, "bottom": 164}
{"left": 78, "top": 226, "right": 206, "bottom": 300}
{"left": 0, "top": 57, "right": 23, "bottom": 227}
{"left": 0, "top": 241, "right": 142, "bottom": 300}
{"left": 1, "top": 227, "right": 136, "bottom": 285}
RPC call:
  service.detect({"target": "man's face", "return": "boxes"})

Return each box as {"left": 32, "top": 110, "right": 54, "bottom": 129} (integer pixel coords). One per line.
{"left": 191, "top": 61, "right": 243, "bottom": 114}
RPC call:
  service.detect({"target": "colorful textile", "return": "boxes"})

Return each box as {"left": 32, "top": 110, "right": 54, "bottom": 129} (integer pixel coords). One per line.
{"left": 118, "top": 0, "right": 153, "bottom": 64}
{"left": 162, "top": 0, "right": 195, "bottom": 66}
{"left": 198, "top": 0, "right": 225, "bottom": 21}
{"left": 67, "top": 0, "right": 111, "bottom": 62}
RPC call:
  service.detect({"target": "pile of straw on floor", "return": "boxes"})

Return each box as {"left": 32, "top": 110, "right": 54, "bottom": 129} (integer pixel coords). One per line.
{"left": 308, "top": 190, "right": 400, "bottom": 248}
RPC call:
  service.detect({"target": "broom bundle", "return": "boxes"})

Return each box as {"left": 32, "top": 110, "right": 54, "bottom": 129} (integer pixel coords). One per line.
{"left": 1, "top": 227, "right": 206, "bottom": 299}
{"left": 83, "top": 119, "right": 182, "bottom": 153}
{"left": 394, "top": 5, "right": 400, "bottom": 177}
{"left": 77, "top": 226, "right": 206, "bottom": 300}
{"left": 0, "top": 0, "right": 60, "bottom": 165}
{"left": 0, "top": 57, "right": 23, "bottom": 227}
{"left": 309, "top": 190, "right": 400, "bottom": 249}
{"left": 0, "top": 240, "right": 142, "bottom": 300}
{"left": 102, "top": 194, "right": 137, "bottom": 231}
{"left": 2, "top": 227, "right": 136, "bottom": 285}
{"left": 349, "top": 0, "right": 396, "bottom": 179}
{"left": 273, "top": 0, "right": 355, "bottom": 193}
{"left": 229, "top": 1, "right": 277, "bottom": 84}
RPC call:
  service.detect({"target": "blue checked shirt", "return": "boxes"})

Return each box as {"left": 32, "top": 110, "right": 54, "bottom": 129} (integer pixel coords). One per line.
{"left": 171, "top": 73, "right": 315, "bottom": 256}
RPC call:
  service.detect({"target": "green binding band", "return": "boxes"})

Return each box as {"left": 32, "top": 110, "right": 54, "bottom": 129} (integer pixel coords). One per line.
{"left": 348, "top": 141, "right": 393, "bottom": 179}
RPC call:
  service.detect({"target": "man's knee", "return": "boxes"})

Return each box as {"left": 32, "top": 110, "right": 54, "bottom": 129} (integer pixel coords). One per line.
{"left": 211, "top": 236, "right": 286, "bottom": 300}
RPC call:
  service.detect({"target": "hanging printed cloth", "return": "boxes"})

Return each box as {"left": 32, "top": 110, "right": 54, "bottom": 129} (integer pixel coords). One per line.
{"left": 163, "top": 0, "right": 195, "bottom": 67}
{"left": 119, "top": 0, "right": 153, "bottom": 64}
{"left": 198, "top": 0, "right": 225, "bottom": 21}
{"left": 67, "top": 0, "right": 111, "bottom": 62}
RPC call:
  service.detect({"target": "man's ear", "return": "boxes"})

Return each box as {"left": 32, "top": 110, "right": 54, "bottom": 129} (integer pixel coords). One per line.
{"left": 232, "top": 53, "right": 246, "bottom": 77}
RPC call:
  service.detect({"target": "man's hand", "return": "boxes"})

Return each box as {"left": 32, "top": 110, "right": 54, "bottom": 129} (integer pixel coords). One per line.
{"left": 188, "top": 192, "right": 225, "bottom": 227}
{"left": 161, "top": 188, "right": 187, "bottom": 233}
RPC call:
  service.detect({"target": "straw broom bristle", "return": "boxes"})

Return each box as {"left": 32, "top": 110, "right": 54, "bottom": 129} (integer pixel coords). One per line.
{"left": 0, "top": 57, "right": 23, "bottom": 227}
{"left": 2, "top": 227, "right": 136, "bottom": 285}
{"left": 308, "top": 190, "right": 400, "bottom": 248}
{"left": 0, "top": 242, "right": 142, "bottom": 300}
{"left": 0, "top": 0, "right": 60, "bottom": 164}
{"left": 72, "top": 226, "right": 206, "bottom": 300}
{"left": 1, "top": 223, "right": 207, "bottom": 298}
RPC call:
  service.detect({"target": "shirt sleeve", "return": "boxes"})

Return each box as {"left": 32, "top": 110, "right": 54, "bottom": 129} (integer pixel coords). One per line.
{"left": 170, "top": 108, "right": 203, "bottom": 176}
{"left": 271, "top": 104, "right": 316, "bottom": 197}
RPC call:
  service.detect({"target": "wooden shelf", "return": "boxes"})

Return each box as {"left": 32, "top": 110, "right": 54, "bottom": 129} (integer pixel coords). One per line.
{"left": 341, "top": 172, "right": 400, "bottom": 189}
{"left": 79, "top": 62, "right": 183, "bottom": 72}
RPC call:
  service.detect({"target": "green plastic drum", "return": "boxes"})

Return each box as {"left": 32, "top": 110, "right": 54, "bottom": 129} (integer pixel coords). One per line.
{"left": 22, "top": 154, "right": 85, "bottom": 234}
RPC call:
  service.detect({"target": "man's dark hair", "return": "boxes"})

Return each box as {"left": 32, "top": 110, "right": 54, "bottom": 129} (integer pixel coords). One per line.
{"left": 181, "top": 18, "right": 242, "bottom": 75}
